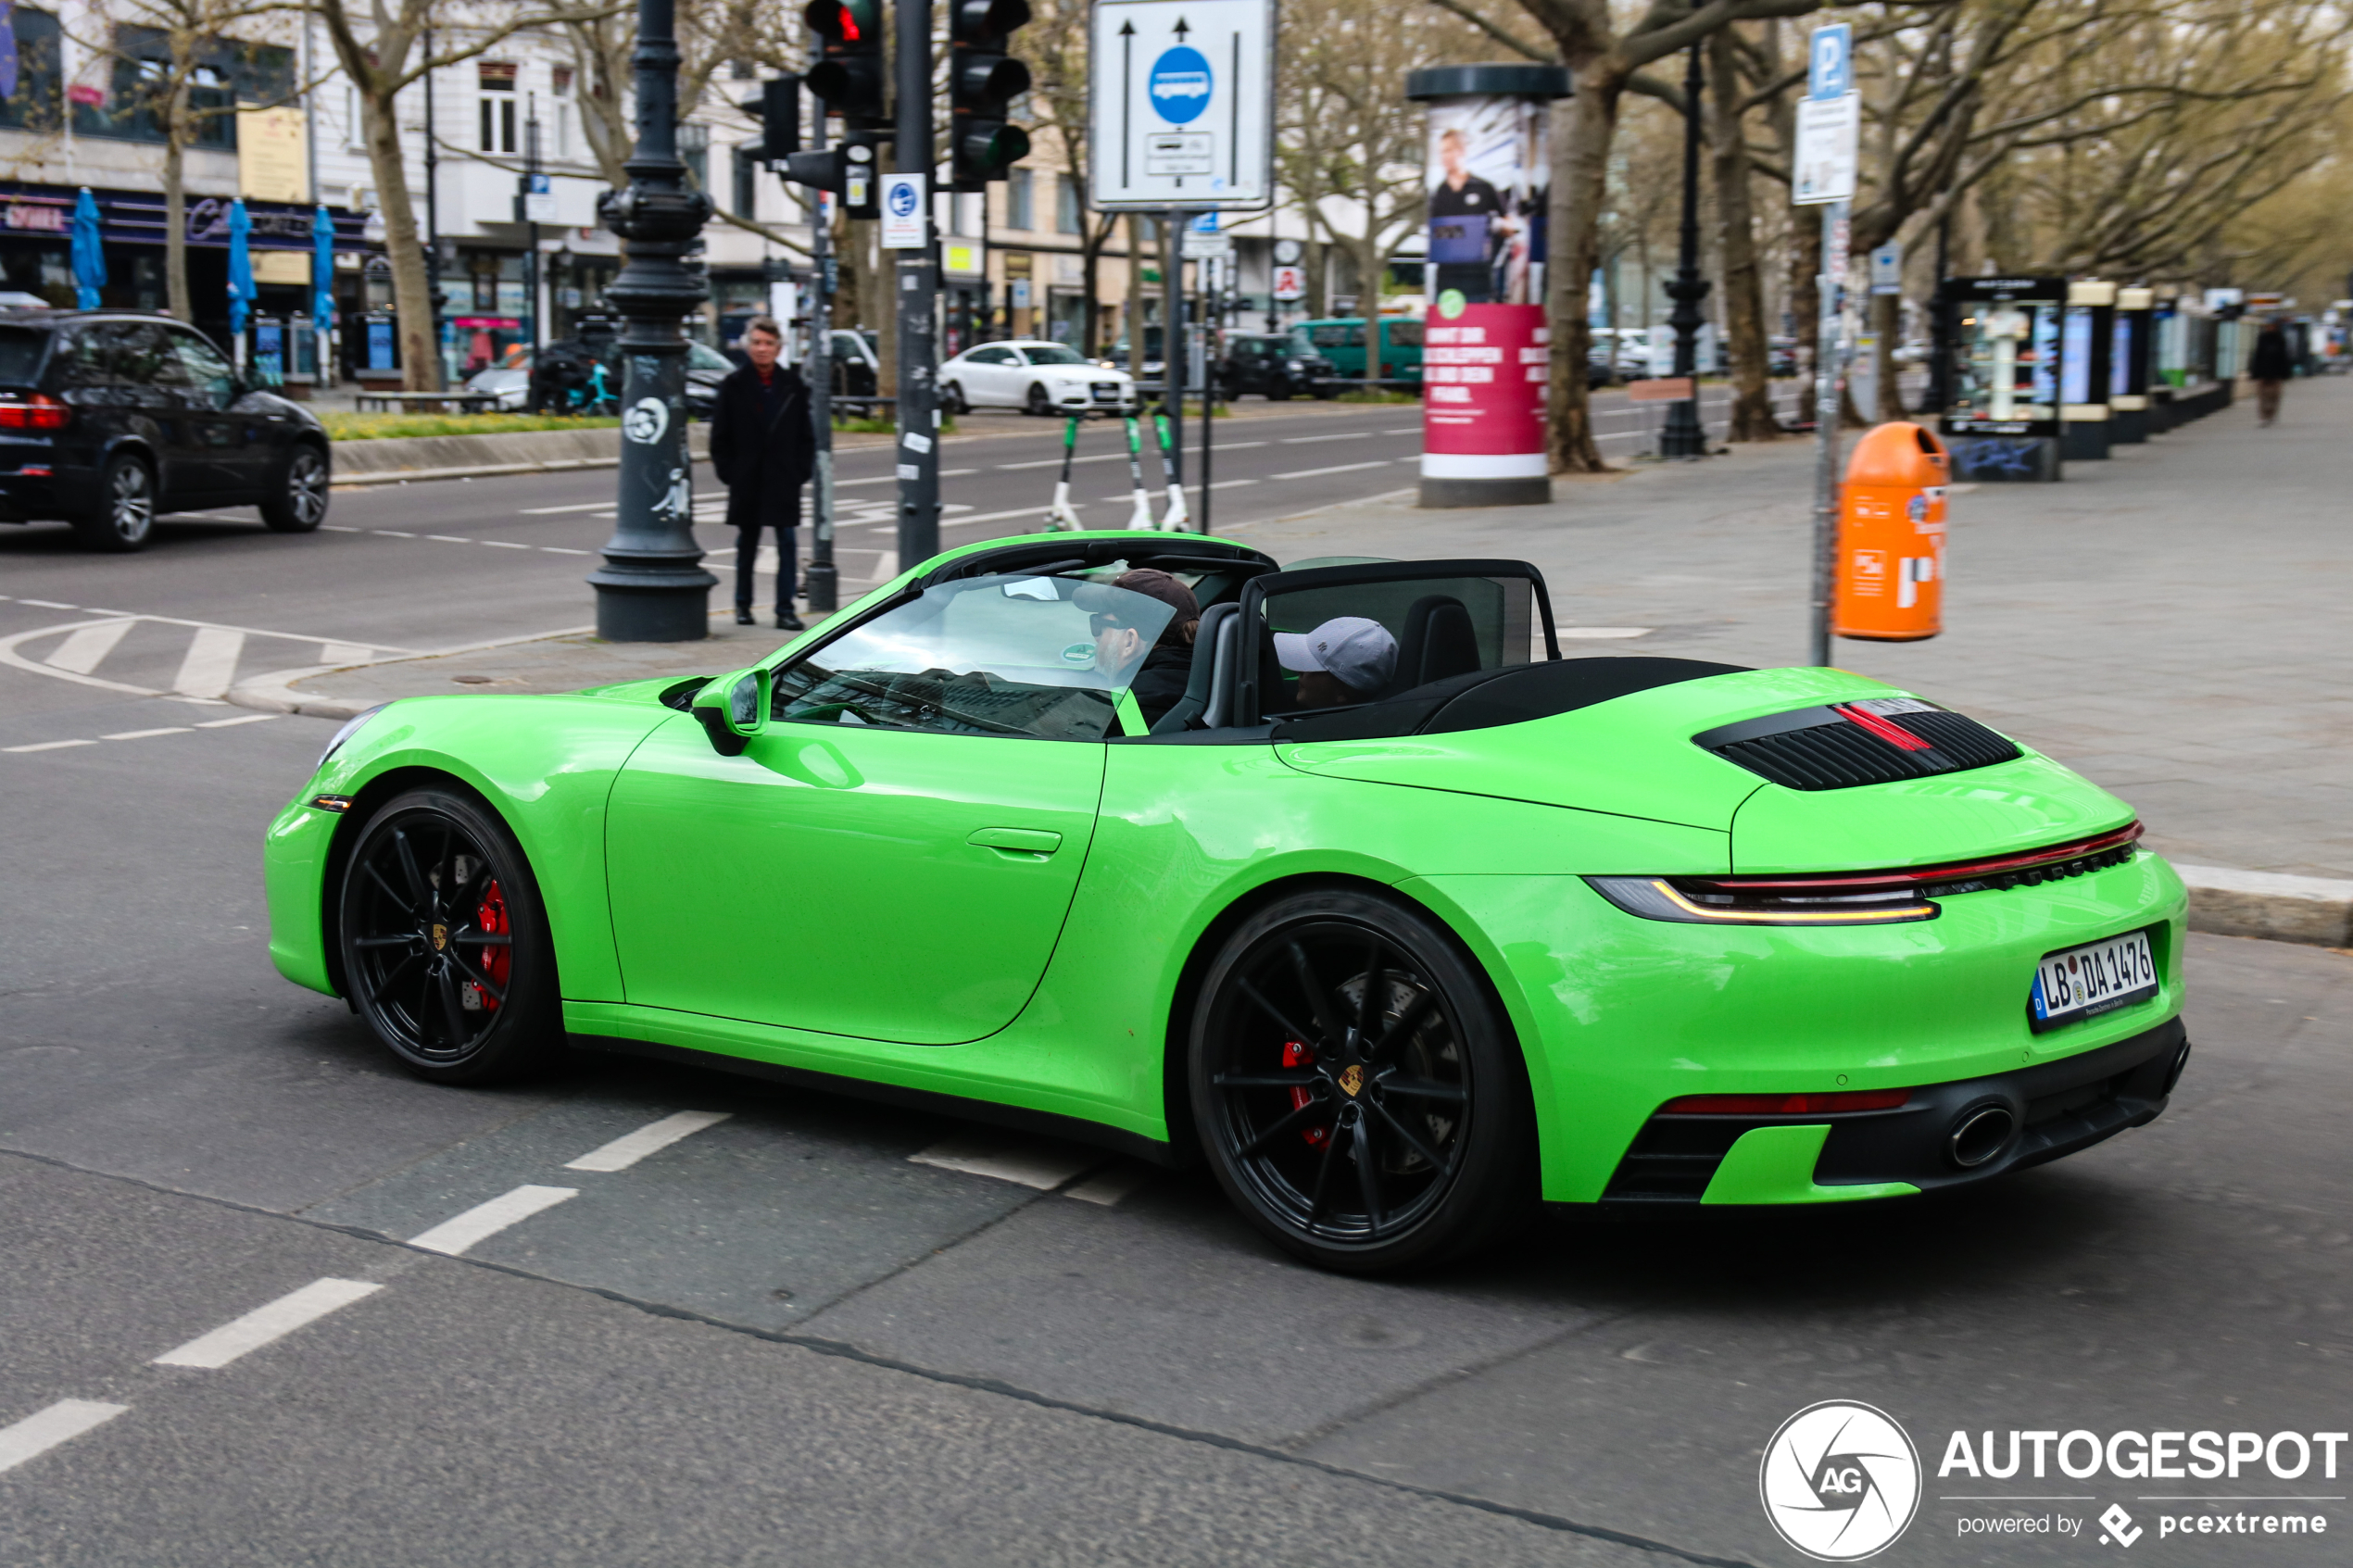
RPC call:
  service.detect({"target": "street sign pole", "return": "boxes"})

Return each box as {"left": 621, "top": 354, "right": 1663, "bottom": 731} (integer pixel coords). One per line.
{"left": 1796, "top": 20, "right": 1856, "bottom": 667}
{"left": 1164, "top": 206, "right": 1183, "bottom": 498}
{"left": 805, "top": 100, "right": 837, "bottom": 617}
{"left": 892, "top": 0, "right": 939, "bottom": 571}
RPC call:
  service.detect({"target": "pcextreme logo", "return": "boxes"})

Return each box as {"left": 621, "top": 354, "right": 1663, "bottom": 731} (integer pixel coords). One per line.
{"left": 1760, "top": 1400, "right": 1923, "bottom": 1561}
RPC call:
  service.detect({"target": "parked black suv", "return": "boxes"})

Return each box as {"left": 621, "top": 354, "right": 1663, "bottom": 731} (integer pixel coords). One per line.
{"left": 1216, "top": 332, "right": 1339, "bottom": 400}
{"left": 0, "top": 310, "right": 332, "bottom": 552}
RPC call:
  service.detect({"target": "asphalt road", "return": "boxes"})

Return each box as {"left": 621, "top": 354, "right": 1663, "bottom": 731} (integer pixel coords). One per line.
{"left": 3, "top": 396, "right": 2347, "bottom": 1566}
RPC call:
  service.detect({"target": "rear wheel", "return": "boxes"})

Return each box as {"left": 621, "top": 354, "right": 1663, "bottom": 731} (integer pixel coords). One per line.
{"left": 1189, "top": 887, "right": 1536, "bottom": 1273}
{"left": 338, "top": 787, "right": 560, "bottom": 1085}
{"left": 260, "top": 444, "right": 330, "bottom": 533}
{"left": 940, "top": 381, "right": 970, "bottom": 416}
{"left": 74, "top": 450, "right": 156, "bottom": 552}
{"left": 1025, "top": 381, "right": 1055, "bottom": 417}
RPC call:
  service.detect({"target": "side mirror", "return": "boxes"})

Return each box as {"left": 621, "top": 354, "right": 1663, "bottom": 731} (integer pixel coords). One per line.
{"left": 690, "top": 667, "right": 768, "bottom": 756}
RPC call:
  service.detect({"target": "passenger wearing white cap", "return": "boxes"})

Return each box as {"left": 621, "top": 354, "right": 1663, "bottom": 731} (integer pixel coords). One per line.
{"left": 1274, "top": 615, "right": 1398, "bottom": 708}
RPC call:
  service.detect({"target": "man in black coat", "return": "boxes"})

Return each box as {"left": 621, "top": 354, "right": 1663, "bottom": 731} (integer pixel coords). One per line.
{"left": 2248, "top": 319, "right": 2294, "bottom": 427}
{"left": 709, "top": 316, "right": 816, "bottom": 629}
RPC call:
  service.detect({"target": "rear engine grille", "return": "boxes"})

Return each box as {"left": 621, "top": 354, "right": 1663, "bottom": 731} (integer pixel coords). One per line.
{"left": 1697, "top": 698, "right": 2021, "bottom": 790}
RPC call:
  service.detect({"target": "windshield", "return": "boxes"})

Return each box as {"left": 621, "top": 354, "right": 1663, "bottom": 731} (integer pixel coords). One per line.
{"left": 772, "top": 573, "right": 1178, "bottom": 741}
{"left": 686, "top": 342, "right": 733, "bottom": 371}
{"left": 1022, "top": 345, "right": 1088, "bottom": 366}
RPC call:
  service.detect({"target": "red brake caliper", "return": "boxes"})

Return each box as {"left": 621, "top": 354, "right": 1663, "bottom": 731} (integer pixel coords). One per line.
{"left": 1284, "top": 1040, "right": 1328, "bottom": 1148}
{"left": 471, "top": 880, "right": 511, "bottom": 1011}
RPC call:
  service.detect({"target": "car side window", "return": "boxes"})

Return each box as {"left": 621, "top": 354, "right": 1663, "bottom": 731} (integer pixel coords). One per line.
{"left": 169, "top": 329, "right": 236, "bottom": 407}
{"left": 770, "top": 573, "right": 1179, "bottom": 742}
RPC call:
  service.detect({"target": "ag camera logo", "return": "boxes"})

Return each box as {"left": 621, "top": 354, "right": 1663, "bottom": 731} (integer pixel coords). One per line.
{"left": 1760, "top": 1400, "right": 1922, "bottom": 1561}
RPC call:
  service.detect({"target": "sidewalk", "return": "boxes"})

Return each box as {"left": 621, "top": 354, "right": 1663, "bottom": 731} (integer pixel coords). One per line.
{"left": 246, "top": 375, "right": 2353, "bottom": 940}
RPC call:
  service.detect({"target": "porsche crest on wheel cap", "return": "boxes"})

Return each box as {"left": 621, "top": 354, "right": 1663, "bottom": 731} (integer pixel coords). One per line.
{"left": 1337, "top": 1065, "right": 1365, "bottom": 1098}
{"left": 429, "top": 923, "right": 448, "bottom": 951}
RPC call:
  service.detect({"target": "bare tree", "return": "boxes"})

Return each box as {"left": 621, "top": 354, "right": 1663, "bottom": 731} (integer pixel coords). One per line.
{"left": 313, "top": 0, "right": 623, "bottom": 390}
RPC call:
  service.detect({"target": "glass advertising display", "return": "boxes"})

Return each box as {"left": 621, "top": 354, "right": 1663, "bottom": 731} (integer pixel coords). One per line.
{"left": 1940, "top": 277, "right": 2067, "bottom": 438}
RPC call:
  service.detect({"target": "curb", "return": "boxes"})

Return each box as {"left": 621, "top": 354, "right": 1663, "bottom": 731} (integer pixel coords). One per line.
{"left": 225, "top": 624, "right": 598, "bottom": 721}
{"left": 2175, "top": 864, "right": 2353, "bottom": 948}
{"left": 333, "top": 458, "right": 621, "bottom": 487}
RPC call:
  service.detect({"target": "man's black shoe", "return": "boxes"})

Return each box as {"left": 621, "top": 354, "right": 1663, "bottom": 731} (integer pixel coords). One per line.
{"left": 735, "top": 608, "right": 756, "bottom": 625}
{"left": 776, "top": 612, "right": 806, "bottom": 633}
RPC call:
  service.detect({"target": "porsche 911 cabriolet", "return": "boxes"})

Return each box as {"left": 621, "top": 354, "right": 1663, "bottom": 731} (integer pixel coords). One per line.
{"left": 267, "top": 533, "right": 2189, "bottom": 1273}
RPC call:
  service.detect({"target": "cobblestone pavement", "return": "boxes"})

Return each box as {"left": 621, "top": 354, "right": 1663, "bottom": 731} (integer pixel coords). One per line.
{"left": 1227, "top": 376, "right": 2352, "bottom": 883}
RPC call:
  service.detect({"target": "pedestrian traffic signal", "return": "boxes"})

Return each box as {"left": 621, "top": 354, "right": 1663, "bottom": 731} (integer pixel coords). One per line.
{"left": 805, "top": 0, "right": 887, "bottom": 124}
{"left": 949, "top": 0, "right": 1032, "bottom": 190}
{"left": 739, "top": 76, "right": 800, "bottom": 168}
{"left": 782, "top": 135, "right": 882, "bottom": 220}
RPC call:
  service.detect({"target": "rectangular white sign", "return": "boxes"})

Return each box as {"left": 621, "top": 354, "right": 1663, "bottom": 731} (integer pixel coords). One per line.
{"left": 1793, "top": 93, "right": 1858, "bottom": 206}
{"left": 880, "top": 173, "right": 927, "bottom": 249}
{"left": 1089, "top": 0, "right": 1275, "bottom": 210}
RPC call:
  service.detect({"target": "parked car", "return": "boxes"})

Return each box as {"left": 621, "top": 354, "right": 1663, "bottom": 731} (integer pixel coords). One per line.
{"left": 0, "top": 308, "right": 331, "bottom": 552}
{"left": 1103, "top": 328, "right": 1164, "bottom": 384}
{"left": 1216, "top": 332, "right": 1339, "bottom": 400}
{"left": 824, "top": 329, "right": 882, "bottom": 413}
{"left": 1768, "top": 335, "right": 1800, "bottom": 378}
{"left": 464, "top": 337, "right": 734, "bottom": 417}
{"left": 1290, "top": 317, "right": 1424, "bottom": 389}
{"left": 940, "top": 340, "right": 1138, "bottom": 415}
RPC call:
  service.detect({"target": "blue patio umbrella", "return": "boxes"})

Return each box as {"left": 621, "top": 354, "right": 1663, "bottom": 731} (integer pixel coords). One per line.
{"left": 311, "top": 205, "right": 335, "bottom": 327}
{"left": 70, "top": 187, "right": 105, "bottom": 309}
{"left": 226, "top": 197, "right": 254, "bottom": 341}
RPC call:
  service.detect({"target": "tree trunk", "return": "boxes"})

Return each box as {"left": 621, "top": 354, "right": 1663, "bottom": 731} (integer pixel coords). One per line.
{"left": 1544, "top": 68, "right": 1622, "bottom": 473}
{"left": 1788, "top": 202, "right": 1820, "bottom": 429}
{"left": 163, "top": 132, "right": 190, "bottom": 322}
{"left": 359, "top": 85, "right": 443, "bottom": 391}
{"left": 1305, "top": 239, "right": 1327, "bottom": 318}
{"left": 1707, "top": 29, "right": 1773, "bottom": 442}
{"left": 1872, "top": 288, "right": 1905, "bottom": 420}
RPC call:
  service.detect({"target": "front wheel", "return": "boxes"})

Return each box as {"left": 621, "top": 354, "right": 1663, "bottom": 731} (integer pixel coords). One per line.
{"left": 1025, "top": 382, "right": 1055, "bottom": 417}
{"left": 261, "top": 444, "right": 331, "bottom": 533}
{"left": 940, "top": 381, "right": 970, "bottom": 416}
{"left": 1189, "top": 887, "right": 1536, "bottom": 1273}
{"left": 74, "top": 450, "right": 156, "bottom": 552}
{"left": 338, "top": 786, "right": 561, "bottom": 1085}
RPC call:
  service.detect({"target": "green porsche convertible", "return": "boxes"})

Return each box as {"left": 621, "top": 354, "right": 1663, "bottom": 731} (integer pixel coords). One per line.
{"left": 267, "top": 531, "right": 2189, "bottom": 1272}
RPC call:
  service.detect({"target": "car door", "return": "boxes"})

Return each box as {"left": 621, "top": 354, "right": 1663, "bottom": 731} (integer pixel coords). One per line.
{"left": 162, "top": 327, "right": 254, "bottom": 492}
{"left": 959, "top": 345, "right": 1012, "bottom": 405}
{"left": 603, "top": 570, "right": 1188, "bottom": 1046}
{"left": 95, "top": 321, "right": 210, "bottom": 500}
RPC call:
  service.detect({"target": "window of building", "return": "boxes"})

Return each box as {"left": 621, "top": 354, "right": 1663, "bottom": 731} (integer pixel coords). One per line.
{"left": 74, "top": 27, "right": 289, "bottom": 147}
{"left": 0, "top": 8, "right": 65, "bottom": 133}
{"left": 479, "top": 60, "right": 517, "bottom": 155}
{"left": 342, "top": 85, "right": 365, "bottom": 150}
{"left": 1055, "top": 174, "right": 1080, "bottom": 235}
{"left": 1006, "top": 168, "right": 1033, "bottom": 232}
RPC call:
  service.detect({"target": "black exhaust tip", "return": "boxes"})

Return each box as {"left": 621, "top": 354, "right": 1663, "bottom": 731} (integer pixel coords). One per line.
{"left": 2162, "top": 1040, "right": 2193, "bottom": 1096}
{"left": 1948, "top": 1104, "right": 2016, "bottom": 1169}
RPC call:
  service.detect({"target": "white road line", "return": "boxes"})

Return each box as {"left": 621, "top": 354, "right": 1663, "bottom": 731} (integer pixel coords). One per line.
{"left": 150, "top": 1279, "right": 384, "bottom": 1370}
{"left": 562, "top": 1110, "right": 733, "bottom": 1173}
{"left": 1279, "top": 432, "right": 1371, "bottom": 444}
{"left": 1064, "top": 1164, "right": 1153, "bottom": 1207}
{"left": 518, "top": 501, "right": 617, "bottom": 514}
{"left": 425, "top": 535, "right": 473, "bottom": 544}
{"left": 4, "top": 739, "right": 95, "bottom": 753}
{"left": 940, "top": 467, "right": 979, "bottom": 477}
{"left": 1213, "top": 440, "right": 1268, "bottom": 450}
{"left": 319, "top": 643, "right": 374, "bottom": 665}
{"left": 18, "top": 598, "right": 77, "bottom": 609}
{"left": 407, "top": 1185, "right": 578, "bottom": 1256}
{"left": 0, "top": 1400, "right": 130, "bottom": 1475}
{"left": 542, "top": 545, "right": 594, "bottom": 555}
{"left": 172, "top": 626, "right": 246, "bottom": 699}
{"left": 1271, "top": 461, "right": 1391, "bottom": 480}
{"left": 1559, "top": 627, "right": 1654, "bottom": 639}
{"left": 836, "top": 475, "right": 897, "bottom": 487}
{"left": 100, "top": 727, "right": 193, "bottom": 741}
{"left": 323, "top": 523, "right": 361, "bottom": 532}
{"left": 1206, "top": 479, "right": 1258, "bottom": 490}
{"left": 195, "top": 713, "right": 277, "bottom": 727}
{"left": 43, "top": 620, "right": 133, "bottom": 674}
{"left": 372, "top": 529, "right": 415, "bottom": 537}
{"left": 1382, "top": 427, "right": 1420, "bottom": 434}
{"left": 910, "top": 1132, "right": 1101, "bottom": 1191}
{"left": 997, "top": 452, "right": 1128, "bottom": 470}
{"left": 479, "top": 539, "right": 529, "bottom": 549}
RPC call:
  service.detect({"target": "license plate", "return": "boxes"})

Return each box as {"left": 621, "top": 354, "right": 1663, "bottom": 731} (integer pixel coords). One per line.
{"left": 2029, "top": 929, "right": 2158, "bottom": 1033}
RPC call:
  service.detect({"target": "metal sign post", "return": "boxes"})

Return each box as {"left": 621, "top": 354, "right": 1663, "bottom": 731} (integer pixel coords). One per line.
{"left": 1795, "top": 21, "right": 1857, "bottom": 667}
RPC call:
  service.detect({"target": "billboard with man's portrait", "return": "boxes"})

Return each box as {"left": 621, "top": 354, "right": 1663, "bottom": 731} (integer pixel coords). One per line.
{"left": 1425, "top": 97, "right": 1548, "bottom": 307}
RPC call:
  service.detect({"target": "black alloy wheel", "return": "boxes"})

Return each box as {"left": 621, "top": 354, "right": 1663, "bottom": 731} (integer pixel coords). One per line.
{"left": 940, "top": 381, "right": 969, "bottom": 416}
{"left": 339, "top": 787, "right": 559, "bottom": 1085}
{"left": 76, "top": 451, "right": 156, "bottom": 552}
{"left": 1189, "top": 887, "right": 1535, "bottom": 1273}
{"left": 1025, "top": 382, "right": 1055, "bottom": 417}
{"left": 262, "top": 445, "right": 331, "bottom": 533}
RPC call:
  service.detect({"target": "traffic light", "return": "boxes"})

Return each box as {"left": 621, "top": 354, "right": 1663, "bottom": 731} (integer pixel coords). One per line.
{"left": 782, "top": 135, "right": 881, "bottom": 220}
{"left": 949, "top": 0, "right": 1032, "bottom": 190}
{"left": 739, "top": 76, "right": 800, "bottom": 168}
{"left": 805, "top": 0, "right": 887, "bottom": 124}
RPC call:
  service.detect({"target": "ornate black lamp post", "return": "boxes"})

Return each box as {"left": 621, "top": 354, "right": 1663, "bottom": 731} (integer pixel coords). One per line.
{"left": 586, "top": 0, "right": 717, "bottom": 641}
{"left": 1659, "top": 12, "right": 1711, "bottom": 459}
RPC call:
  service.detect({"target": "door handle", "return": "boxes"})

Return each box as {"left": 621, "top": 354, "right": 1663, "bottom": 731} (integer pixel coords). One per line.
{"left": 966, "top": 826, "right": 1063, "bottom": 860}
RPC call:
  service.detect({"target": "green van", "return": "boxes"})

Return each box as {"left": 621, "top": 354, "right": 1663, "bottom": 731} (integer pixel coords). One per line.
{"left": 1288, "top": 317, "right": 1425, "bottom": 390}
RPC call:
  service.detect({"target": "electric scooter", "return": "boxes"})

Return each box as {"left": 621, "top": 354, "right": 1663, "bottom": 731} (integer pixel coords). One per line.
{"left": 1120, "top": 406, "right": 1156, "bottom": 530}
{"left": 1044, "top": 410, "right": 1086, "bottom": 530}
{"left": 1148, "top": 401, "right": 1190, "bottom": 532}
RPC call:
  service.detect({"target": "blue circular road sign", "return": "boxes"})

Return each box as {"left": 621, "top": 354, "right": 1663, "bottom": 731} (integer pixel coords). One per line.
{"left": 887, "top": 180, "right": 919, "bottom": 218}
{"left": 1149, "top": 46, "right": 1213, "bottom": 125}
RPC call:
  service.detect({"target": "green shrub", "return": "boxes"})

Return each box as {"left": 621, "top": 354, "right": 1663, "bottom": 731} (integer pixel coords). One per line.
{"left": 320, "top": 411, "right": 623, "bottom": 441}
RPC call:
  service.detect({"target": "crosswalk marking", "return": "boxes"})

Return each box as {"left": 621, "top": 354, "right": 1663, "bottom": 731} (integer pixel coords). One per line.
{"left": 0, "top": 1400, "right": 129, "bottom": 1475}
{"left": 172, "top": 627, "right": 245, "bottom": 699}
{"left": 44, "top": 620, "right": 133, "bottom": 675}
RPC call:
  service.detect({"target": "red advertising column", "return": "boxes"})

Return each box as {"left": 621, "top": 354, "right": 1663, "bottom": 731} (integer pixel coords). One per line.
{"left": 1422, "top": 302, "right": 1549, "bottom": 506}
{"left": 1405, "top": 64, "right": 1573, "bottom": 508}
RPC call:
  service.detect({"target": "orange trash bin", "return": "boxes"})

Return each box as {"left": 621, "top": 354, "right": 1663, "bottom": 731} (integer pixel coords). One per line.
{"left": 1834, "top": 421, "right": 1950, "bottom": 642}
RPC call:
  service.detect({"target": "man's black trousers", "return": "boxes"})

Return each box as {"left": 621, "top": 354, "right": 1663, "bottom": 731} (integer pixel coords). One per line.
{"left": 734, "top": 523, "right": 799, "bottom": 613}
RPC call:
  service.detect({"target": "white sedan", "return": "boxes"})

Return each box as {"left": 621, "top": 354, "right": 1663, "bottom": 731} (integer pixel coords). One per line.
{"left": 940, "top": 340, "right": 1138, "bottom": 416}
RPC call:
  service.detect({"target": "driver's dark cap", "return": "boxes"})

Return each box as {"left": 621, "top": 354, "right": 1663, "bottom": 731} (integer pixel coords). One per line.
{"left": 1107, "top": 568, "right": 1199, "bottom": 633}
